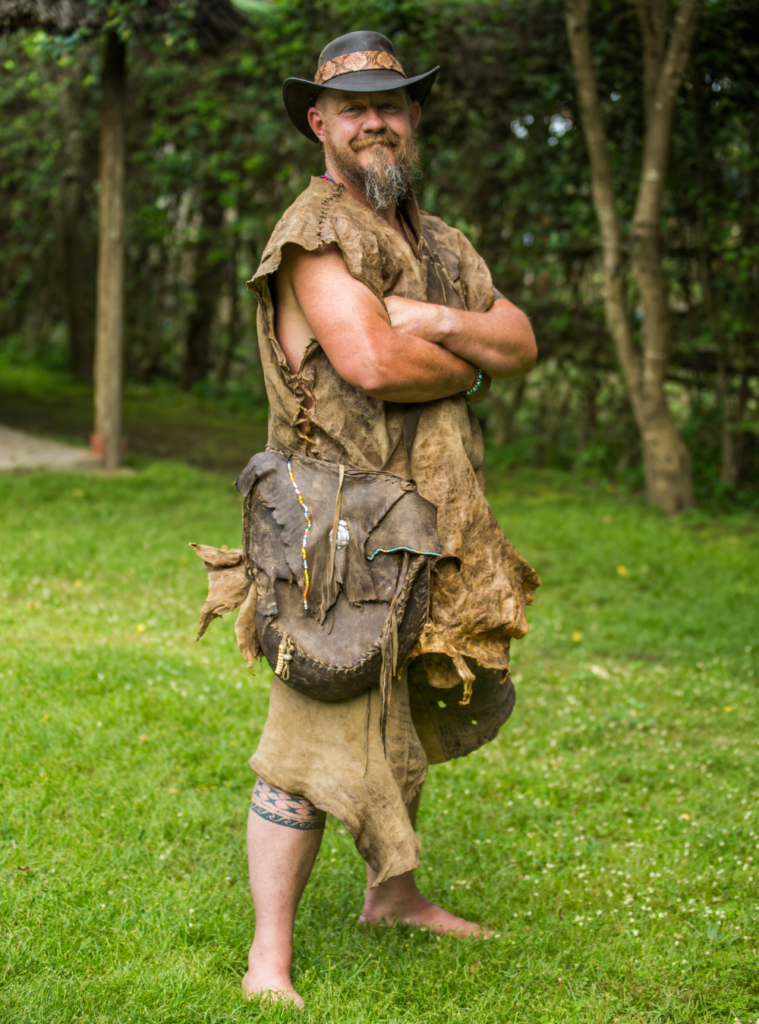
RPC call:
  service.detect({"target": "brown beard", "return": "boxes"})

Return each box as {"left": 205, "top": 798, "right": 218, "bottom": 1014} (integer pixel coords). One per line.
{"left": 324, "top": 128, "right": 420, "bottom": 211}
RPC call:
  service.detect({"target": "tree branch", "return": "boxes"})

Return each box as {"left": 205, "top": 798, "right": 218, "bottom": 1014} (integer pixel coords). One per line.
{"left": 633, "top": 0, "right": 703, "bottom": 233}
{"left": 630, "top": 0, "right": 703, "bottom": 394}
{"left": 632, "top": 0, "right": 668, "bottom": 127}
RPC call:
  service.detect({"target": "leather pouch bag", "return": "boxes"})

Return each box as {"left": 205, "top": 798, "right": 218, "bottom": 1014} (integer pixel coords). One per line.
{"left": 235, "top": 438, "right": 439, "bottom": 741}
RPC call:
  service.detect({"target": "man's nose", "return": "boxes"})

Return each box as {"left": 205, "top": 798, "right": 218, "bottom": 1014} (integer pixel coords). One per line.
{"left": 361, "top": 107, "right": 386, "bottom": 131}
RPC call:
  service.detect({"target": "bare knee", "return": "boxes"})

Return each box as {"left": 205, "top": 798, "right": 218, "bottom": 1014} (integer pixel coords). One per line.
{"left": 249, "top": 779, "right": 326, "bottom": 831}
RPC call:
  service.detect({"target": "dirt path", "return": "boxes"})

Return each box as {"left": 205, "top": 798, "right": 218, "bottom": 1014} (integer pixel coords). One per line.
{"left": 0, "top": 425, "right": 101, "bottom": 473}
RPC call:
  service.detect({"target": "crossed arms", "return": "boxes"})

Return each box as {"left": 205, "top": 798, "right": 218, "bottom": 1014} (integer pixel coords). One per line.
{"left": 274, "top": 243, "right": 537, "bottom": 404}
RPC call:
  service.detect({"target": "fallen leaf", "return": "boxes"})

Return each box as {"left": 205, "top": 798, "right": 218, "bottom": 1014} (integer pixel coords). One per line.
{"left": 469, "top": 961, "right": 481, "bottom": 974}
{"left": 168, "top": 788, "right": 179, "bottom": 795}
{"left": 138, "top": 734, "right": 148, "bottom": 743}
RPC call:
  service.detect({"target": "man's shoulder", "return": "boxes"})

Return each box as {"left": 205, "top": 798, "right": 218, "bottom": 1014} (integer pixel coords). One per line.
{"left": 248, "top": 178, "right": 377, "bottom": 293}
{"left": 249, "top": 178, "right": 331, "bottom": 287}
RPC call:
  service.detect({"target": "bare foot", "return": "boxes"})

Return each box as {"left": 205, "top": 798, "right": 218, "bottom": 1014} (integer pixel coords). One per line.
{"left": 242, "top": 963, "right": 304, "bottom": 1009}
{"left": 359, "top": 890, "right": 494, "bottom": 938}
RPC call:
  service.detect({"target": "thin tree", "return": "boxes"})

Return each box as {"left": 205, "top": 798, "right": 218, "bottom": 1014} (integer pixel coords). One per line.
{"left": 92, "top": 29, "right": 126, "bottom": 467}
{"left": 565, "top": 0, "right": 703, "bottom": 513}
{"left": 0, "top": 0, "right": 245, "bottom": 469}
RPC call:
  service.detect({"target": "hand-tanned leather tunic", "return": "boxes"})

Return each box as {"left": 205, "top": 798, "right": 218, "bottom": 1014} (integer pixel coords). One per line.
{"left": 247, "top": 176, "right": 539, "bottom": 696}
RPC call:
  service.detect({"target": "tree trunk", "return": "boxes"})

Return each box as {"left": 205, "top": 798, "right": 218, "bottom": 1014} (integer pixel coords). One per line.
{"left": 182, "top": 187, "right": 226, "bottom": 390}
{"left": 565, "top": 0, "right": 701, "bottom": 513}
{"left": 640, "top": 397, "right": 693, "bottom": 510}
{"left": 60, "top": 46, "right": 94, "bottom": 384}
{"left": 93, "top": 32, "right": 126, "bottom": 470}
{"left": 716, "top": 360, "right": 751, "bottom": 491}
{"left": 629, "top": 0, "right": 700, "bottom": 511}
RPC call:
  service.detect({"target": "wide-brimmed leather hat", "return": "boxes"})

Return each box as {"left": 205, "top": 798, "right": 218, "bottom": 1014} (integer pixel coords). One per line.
{"left": 283, "top": 30, "right": 439, "bottom": 144}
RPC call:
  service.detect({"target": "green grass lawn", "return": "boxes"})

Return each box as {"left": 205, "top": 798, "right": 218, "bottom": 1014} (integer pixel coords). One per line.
{"left": 1, "top": 462, "right": 757, "bottom": 1023}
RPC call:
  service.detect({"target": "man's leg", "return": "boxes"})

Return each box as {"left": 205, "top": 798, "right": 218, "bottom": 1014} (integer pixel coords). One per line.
{"left": 359, "top": 787, "right": 492, "bottom": 937}
{"left": 242, "top": 779, "right": 325, "bottom": 1006}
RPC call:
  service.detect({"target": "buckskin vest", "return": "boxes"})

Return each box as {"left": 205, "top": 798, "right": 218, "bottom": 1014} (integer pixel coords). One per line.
{"left": 247, "top": 176, "right": 539, "bottom": 701}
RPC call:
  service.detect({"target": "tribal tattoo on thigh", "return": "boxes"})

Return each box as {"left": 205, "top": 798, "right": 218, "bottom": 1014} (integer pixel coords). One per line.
{"left": 249, "top": 779, "right": 327, "bottom": 830}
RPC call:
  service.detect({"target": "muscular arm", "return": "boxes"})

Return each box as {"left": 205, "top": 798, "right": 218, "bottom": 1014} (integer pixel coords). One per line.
{"left": 279, "top": 243, "right": 478, "bottom": 403}
{"left": 384, "top": 293, "right": 537, "bottom": 381}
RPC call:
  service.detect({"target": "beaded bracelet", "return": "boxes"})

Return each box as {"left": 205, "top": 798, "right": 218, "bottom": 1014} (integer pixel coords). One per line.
{"left": 463, "top": 368, "right": 485, "bottom": 398}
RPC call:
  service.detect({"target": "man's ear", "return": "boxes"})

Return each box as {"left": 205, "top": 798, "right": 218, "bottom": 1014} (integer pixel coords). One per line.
{"left": 308, "top": 105, "right": 327, "bottom": 143}
{"left": 410, "top": 99, "right": 422, "bottom": 131}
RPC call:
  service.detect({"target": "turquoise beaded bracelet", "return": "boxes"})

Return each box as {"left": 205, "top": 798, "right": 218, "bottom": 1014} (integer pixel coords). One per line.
{"left": 463, "top": 368, "right": 485, "bottom": 398}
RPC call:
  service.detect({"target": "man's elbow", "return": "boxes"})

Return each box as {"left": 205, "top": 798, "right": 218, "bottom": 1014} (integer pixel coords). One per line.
{"left": 353, "top": 365, "right": 398, "bottom": 398}
{"left": 351, "top": 372, "right": 387, "bottom": 397}
{"left": 520, "top": 332, "right": 538, "bottom": 373}
{"left": 333, "top": 347, "right": 390, "bottom": 396}
{"left": 492, "top": 331, "right": 537, "bottom": 379}
{"left": 516, "top": 314, "right": 538, "bottom": 371}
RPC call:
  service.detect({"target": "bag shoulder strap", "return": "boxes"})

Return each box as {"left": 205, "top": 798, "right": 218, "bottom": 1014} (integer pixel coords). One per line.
{"left": 402, "top": 404, "right": 421, "bottom": 468}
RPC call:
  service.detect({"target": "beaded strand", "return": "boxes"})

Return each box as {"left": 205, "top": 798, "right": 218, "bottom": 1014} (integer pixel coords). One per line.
{"left": 286, "top": 460, "right": 312, "bottom": 609}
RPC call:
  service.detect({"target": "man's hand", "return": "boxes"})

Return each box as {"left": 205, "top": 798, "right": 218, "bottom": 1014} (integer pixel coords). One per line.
{"left": 385, "top": 294, "right": 536, "bottom": 381}
{"left": 282, "top": 243, "right": 479, "bottom": 403}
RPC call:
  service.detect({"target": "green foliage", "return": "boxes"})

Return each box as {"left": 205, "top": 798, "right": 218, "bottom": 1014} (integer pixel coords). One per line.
{"left": 1, "top": 461, "right": 757, "bottom": 1021}
{"left": 0, "top": 0, "right": 758, "bottom": 493}
{"left": 0, "top": 31, "right": 71, "bottom": 352}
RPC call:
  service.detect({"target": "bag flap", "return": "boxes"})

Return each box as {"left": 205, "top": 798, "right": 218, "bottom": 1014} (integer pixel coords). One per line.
{"left": 366, "top": 489, "right": 439, "bottom": 562}
{"left": 236, "top": 450, "right": 438, "bottom": 624}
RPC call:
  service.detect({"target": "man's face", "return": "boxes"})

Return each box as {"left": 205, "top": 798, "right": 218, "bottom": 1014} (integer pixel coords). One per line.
{"left": 308, "top": 90, "right": 422, "bottom": 211}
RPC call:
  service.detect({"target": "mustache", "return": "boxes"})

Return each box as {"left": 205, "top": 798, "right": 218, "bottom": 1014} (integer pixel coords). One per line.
{"left": 350, "top": 132, "right": 401, "bottom": 152}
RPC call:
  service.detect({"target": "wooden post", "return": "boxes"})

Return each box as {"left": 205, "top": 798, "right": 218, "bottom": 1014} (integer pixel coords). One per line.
{"left": 92, "top": 32, "right": 126, "bottom": 470}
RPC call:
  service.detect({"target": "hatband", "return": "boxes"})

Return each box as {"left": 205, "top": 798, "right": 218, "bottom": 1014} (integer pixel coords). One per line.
{"left": 314, "top": 50, "right": 406, "bottom": 85}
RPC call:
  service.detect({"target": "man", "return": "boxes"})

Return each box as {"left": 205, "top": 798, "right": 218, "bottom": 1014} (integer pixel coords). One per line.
{"left": 194, "top": 29, "right": 539, "bottom": 1008}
